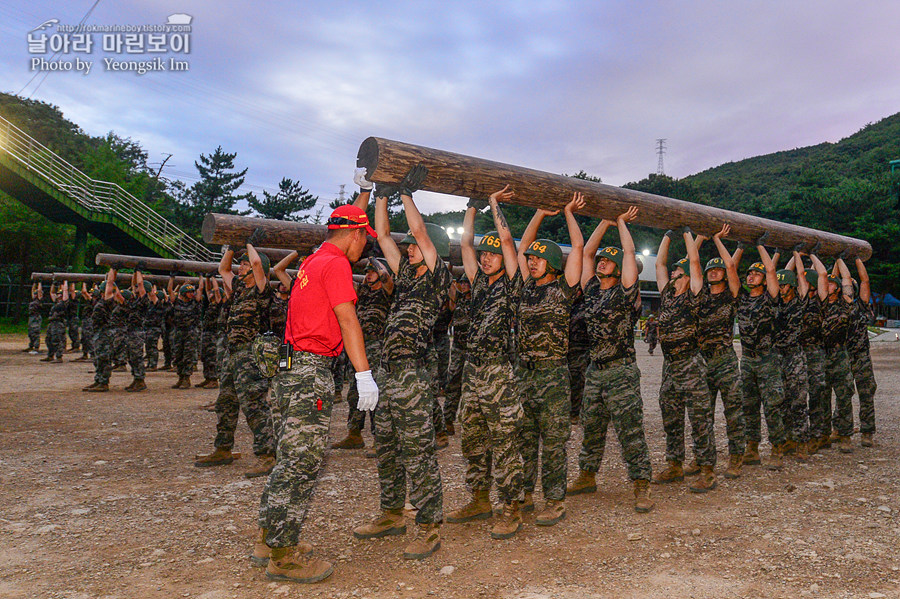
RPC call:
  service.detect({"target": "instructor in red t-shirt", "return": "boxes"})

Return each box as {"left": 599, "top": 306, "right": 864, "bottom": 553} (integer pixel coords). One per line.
{"left": 256, "top": 203, "right": 379, "bottom": 584}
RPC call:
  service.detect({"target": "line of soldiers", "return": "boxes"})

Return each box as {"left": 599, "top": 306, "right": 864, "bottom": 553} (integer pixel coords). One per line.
{"left": 251, "top": 167, "right": 880, "bottom": 583}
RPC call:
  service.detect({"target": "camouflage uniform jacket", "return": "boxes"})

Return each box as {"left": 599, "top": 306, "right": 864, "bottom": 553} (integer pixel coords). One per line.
{"left": 774, "top": 294, "right": 808, "bottom": 352}
{"left": 697, "top": 286, "right": 737, "bottom": 354}
{"left": 91, "top": 299, "right": 112, "bottom": 331}
{"left": 81, "top": 300, "right": 94, "bottom": 323}
{"left": 821, "top": 298, "right": 852, "bottom": 350}
{"left": 217, "top": 296, "right": 232, "bottom": 335}
{"left": 799, "top": 294, "right": 824, "bottom": 348}
{"left": 28, "top": 298, "right": 42, "bottom": 317}
{"left": 517, "top": 276, "right": 577, "bottom": 363}
{"left": 382, "top": 257, "right": 451, "bottom": 363}
{"left": 143, "top": 300, "right": 166, "bottom": 329}
{"left": 737, "top": 288, "right": 778, "bottom": 354}
{"left": 108, "top": 300, "right": 129, "bottom": 329}
{"left": 126, "top": 295, "right": 149, "bottom": 331}
{"left": 268, "top": 295, "right": 288, "bottom": 339}
{"left": 657, "top": 280, "right": 701, "bottom": 358}
{"left": 356, "top": 283, "right": 391, "bottom": 341}
{"left": 582, "top": 277, "right": 639, "bottom": 365}
{"left": 568, "top": 292, "right": 590, "bottom": 352}
{"left": 433, "top": 301, "right": 452, "bottom": 340}
{"left": 467, "top": 270, "right": 522, "bottom": 362}
{"left": 226, "top": 282, "right": 272, "bottom": 347}
{"left": 451, "top": 291, "right": 472, "bottom": 349}
{"left": 202, "top": 300, "right": 220, "bottom": 333}
{"left": 846, "top": 298, "right": 872, "bottom": 354}
{"left": 48, "top": 301, "right": 67, "bottom": 323}
{"left": 173, "top": 298, "right": 201, "bottom": 330}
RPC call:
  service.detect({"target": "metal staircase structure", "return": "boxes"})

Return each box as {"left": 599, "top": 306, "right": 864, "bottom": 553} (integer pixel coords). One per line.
{"left": 0, "top": 113, "right": 216, "bottom": 262}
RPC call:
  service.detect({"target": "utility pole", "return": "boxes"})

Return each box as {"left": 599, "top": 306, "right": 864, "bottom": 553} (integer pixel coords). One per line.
{"left": 656, "top": 139, "right": 667, "bottom": 176}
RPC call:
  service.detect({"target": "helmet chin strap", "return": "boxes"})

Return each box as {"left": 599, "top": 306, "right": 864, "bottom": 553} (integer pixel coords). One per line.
{"left": 409, "top": 259, "right": 425, "bottom": 269}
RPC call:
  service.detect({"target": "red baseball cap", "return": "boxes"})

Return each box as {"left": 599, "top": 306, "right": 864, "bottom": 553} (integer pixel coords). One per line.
{"left": 327, "top": 204, "right": 377, "bottom": 238}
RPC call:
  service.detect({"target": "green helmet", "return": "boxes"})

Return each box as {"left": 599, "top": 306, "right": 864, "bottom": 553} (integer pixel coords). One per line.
{"left": 672, "top": 257, "right": 689, "bottom": 273}
{"left": 523, "top": 238, "right": 563, "bottom": 272}
{"left": 364, "top": 257, "right": 389, "bottom": 271}
{"left": 476, "top": 231, "right": 503, "bottom": 255}
{"left": 180, "top": 284, "right": 196, "bottom": 296}
{"left": 747, "top": 262, "right": 766, "bottom": 275}
{"left": 776, "top": 269, "right": 797, "bottom": 287}
{"left": 826, "top": 273, "right": 839, "bottom": 285}
{"left": 156, "top": 290, "right": 167, "bottom": 300}
{"left": 804, "top": 269, "right": 818, "bottom": 287}
{"left": 457, "top": 272, "right": 471, "bottom": 285}
{"left": 705, "top": 257, "right": 726, "bottom": 272}
{"left": 98, "top": 281, "right": 107, "bottom": 293}
{"left": 400, "top": 223, "right": 451, "bottom": 259}
{"left": 121, "top": 289, "right": 133, "bottom": 301}
{"left": 596, "top": 246, "right": 623, "bottom": 269}
{"left": 239, "top": 252, "right": 270, "bottom": 275}
{"left": 143, "top": 280, "right": 152, "bottom": 292}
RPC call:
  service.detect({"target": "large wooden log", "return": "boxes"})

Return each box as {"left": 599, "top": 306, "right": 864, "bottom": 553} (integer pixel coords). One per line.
{"left": 202, "top": 214, "right": 467, "bottom": 266}
{"left": 49, "top": 272, "right": 203, "bottom": 287}
{"left": 95, "top": 253, "right": 229, "bottom": 275}
{"left": 356, "top": 137, "right": 872, "bottom": 260}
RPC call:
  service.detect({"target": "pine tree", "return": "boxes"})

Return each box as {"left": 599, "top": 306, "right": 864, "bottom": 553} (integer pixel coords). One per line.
{"left": 178, "top": 146, "right": 251, "bottom": 234}
{"left": 248, "top": 178, "right": 317, "bottom": 221}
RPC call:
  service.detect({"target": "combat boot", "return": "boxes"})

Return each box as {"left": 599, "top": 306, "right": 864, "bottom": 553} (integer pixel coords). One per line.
{"left": 782, "top": 439, "right": 798, "bottom": 455}
{"left": 724, "top": 454, "right": 743, "bottom": 479}
{"left": 837, "top": 435, "right": 853, "bottom": 454}
{"left": 828, "top": 429, "right": 840, "bottom": 444}
{"left": 403, "top": 523, "right": 440, "bottom": 560}
{"left": 203, "top": 379, "right": 219, "bottom": 389}
{"left": 171, "top": 376, "right": 185, "bottom": 389}
{"left": 765, "top": 445, "right": 784, "bottom": 471}
{"left": 490, "top": 501, "right": 522, "bottom": 539}
{"left": 435, "top": 432, "right": 450, "bottom": 449}
{"left": 179, "top": 376, "right": 192, "bottom": 389}
{"left": 689, "top": 465, "right": 717, "bottom": 493}
{"left": 633, "top": 479, "right": 654, "bottom": 513}
{"left": 160, "top": 363, "right": 173, "bottom": 371}
{"left": 535, "top": 500, "right": 566, "bottom": 526}
{"left": 244, "top": 454, "right": 275, "bottom": 479}
{"left": 194, "top": 447, "right": 235, "bottom": 468}
{"left": 818, "top": 434, "right": 832, "bottom": 450}
{"left": 331, "top": 429, "right": 364, "bottom": 450}
{"left": 250, "top": 528, "right": 311, "bottom": 567}
{"left": 566, "top": 470, "right": 597, "bottom": 495}
{"left": 40, "top": 356, "right": 53, "bottom": 362}
{"left": 352, "top": 509, "right": 406, "bottom": 539}
{"left": 795, "top": 441, "right": 809, "bottom": 462}
{"left": 861, "top": 433, "right": 874, "bottom": 447}
{"left": 446, "top": 489, "right": 492, "bottom": 523}
{"left": 85, "top": 383, "right": 108, "bottom": 392}
{"left": 743, "top": 441, "right": 761, "bottom": 465}
{"left": 125, "top": 378, "right": 146, "bottom": 392}
{"left": 652, "top": 460, "right": 684, "bottom": 484}
{"left": 806, "top": 437, "right": 820, "bottom": 455}
{"left": 265, "top": 546, "right": 333, "bottom": 584}
{"left": 683, "top": 459, "right": 700, "bottom": 476}
{"left": 445, "top": 421, "right": 455, "bottom": 436}
{"left": 521, "top": 491, "right": 535, "bottom": 514}
{"left": 82, "top": 382, "right": 99, "bottom": 392}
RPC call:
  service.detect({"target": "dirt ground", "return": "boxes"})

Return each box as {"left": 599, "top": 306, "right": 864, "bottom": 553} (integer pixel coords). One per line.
{"left": 0, "top": 334, "right": 898, "bottom": 599}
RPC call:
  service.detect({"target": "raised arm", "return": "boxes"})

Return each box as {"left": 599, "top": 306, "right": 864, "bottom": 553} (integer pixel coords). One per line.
{"left": 656, "top": 230, "right": 673, "bottom": 293}
{"left": 835, "top": 258, "right": 854, "bottom": 303}
{"left": 712, "top": 224, "right": 740, "bottom": 297}
{"left": 135, "top": 270, "right": 146, "bottom": 297}
{"left": 757, "top": 244, "right": 779, "bottom": 298}
{"left": 273, "top": 250, "right": 298, "bottom": 290}
{"left": 581, "top": 219, "right": 613, "bottom": 288}
{"left": 488, "top": 185, "right": 518, "bottom": 279}
{"left": 106, "top": 268, "right": 117, "bottom": 300}
{"left": 809, "top": 253, "right": 829, "bottom": 301}
{"left": 618, "top": 207, "right": 640, "bottom": 289}
{"left": 219, "top": 244, "right": 235, "bottom": 292}
{"left": 374, "top": 191, "right": 401, "bottom": 274}
{"left": 518, "top": 207, "right": 558, "bottom": 282}
{"left": 855, "top": 257, "right": 870, "bottom": 304}
{"left": 461, "top": 202, "right": 479, "bottom": 284}
{"left": 401, "top": 192, "right": 438, "bottom": 272}
{"left": 210, "top": 277, "right": 222, "bottom": 303}
{"left": 352, "top": 168, "right": 373, "bottom": 210}
{"left": 793, "top": 250, "right": 809, "bottom": 297}
{"left": 62, "top": 281, "right": 69, "bottom": 301}
{"left": 684, "top": 228, "right": 703, "bottom": 295}
{"left": 167, "top": 273, "right": 177, "bottom": 302}
{"left": 370, "top": 257, "right": 394, "bottom": 295}
{"left": 246, "top": 243, "right": 268, "bottom": 292}
{"left": 563, "top": 193, "right": 586, "bottom": 287}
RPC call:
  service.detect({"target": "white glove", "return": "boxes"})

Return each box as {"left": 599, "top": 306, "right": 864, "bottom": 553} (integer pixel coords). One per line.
{"left": 355, "top": 370, "right": 379, "bottom": 411}
{"left": 353, "top": 168, "right": 374, "bottom": 191}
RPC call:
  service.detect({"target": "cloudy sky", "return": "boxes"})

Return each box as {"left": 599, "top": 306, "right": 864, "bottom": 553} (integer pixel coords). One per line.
{"left": 2, "top": 0, "right": 899, "bottom": 217}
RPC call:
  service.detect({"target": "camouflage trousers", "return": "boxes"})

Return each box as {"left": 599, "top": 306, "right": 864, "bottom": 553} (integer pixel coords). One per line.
{"left": 740, "top": 350, "right": 787, "bottom": 447}
{"left": 173, "top": 327, "right": 199, "bottom": 377}
{"left": 434, "top": 333, "right": 450, "bottom": 390}
{"left": 46, "top": 321, "right": 66, "bottom": 359}
{"left": 704, "top": 346, "right": 746, "bottom": 456}
{"left": 659, "top": 352, "right": 716, "bottom": 466}
{"left": 331, "top": 352, "right": 348, "bottom": 397}
{"left": 67, "top": 317, "right": 80, "bottom": 351}
{"left": 822, "top": 347, "right": 855, "bottom": 437}
{"left": 803, "top": 345, "right": 828, "bottom": 439}
{"left": 578, "top": 360, "right": 652, "bottom": 481}
{"left": 646, "top": 334, "right": 658, "bottom": 355}
{"left": 442, "top": 339, "right": 467, "bottom": 424}
{"left": 460, "top": 359, "right": 524, "bottom": 504}
{"left": 215, "top": 333, "right": 227, "bottom": 376}
{"left": 92, "top": 329, "right": 113, "bottom": 385}
{"left": 567, "top": 346, "right": 590, "bottom": 419}
{"left": 27, "top": 315, "right": 41, "bottom": 350}
{"left": 344, "top": 338, "right": 381, "bottom": 432}
{"left": 81, "top": 321, "right": 93, "bottom": 357}
{"left": 258, "top": 351, "right": 334, "bottom": 548}
{"left": 110, "top": 326, "right": 127, "bottom": 364}
{"left": 779, "top": 348, "right": 809, "bottom": 443}
{"left": 125, "top": 329, "right": 146, "bottom": 380}
{"left": 214, "top": 343, "right": 275, "bottom": 455}
{"left": 144, "top": 327, "right": 163, "bottom": 369}
{"left": 849, "top": 347, "right": 877, "bottom": 434}
{"left": 425, "top": 343, "right": 446, "bottom": 435}
{"left": 163, "top": 325, "right": 174, "bottom": 366}
{"left": 516, "top": 363, "right": 570, "bottom": 501}
{"left": 375, "top": 360, "right": 443, "bottom": 523}
{"left": 200, "top": 327, "right": 218, "bottom": 380}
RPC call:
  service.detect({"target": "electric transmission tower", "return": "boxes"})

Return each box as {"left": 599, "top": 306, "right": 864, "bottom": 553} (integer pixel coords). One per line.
{"left": 337, "top": 184, "right": 347, "bottom": 203}
{"left": 656, "top": 139, "right": 667, "bottom": 176}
